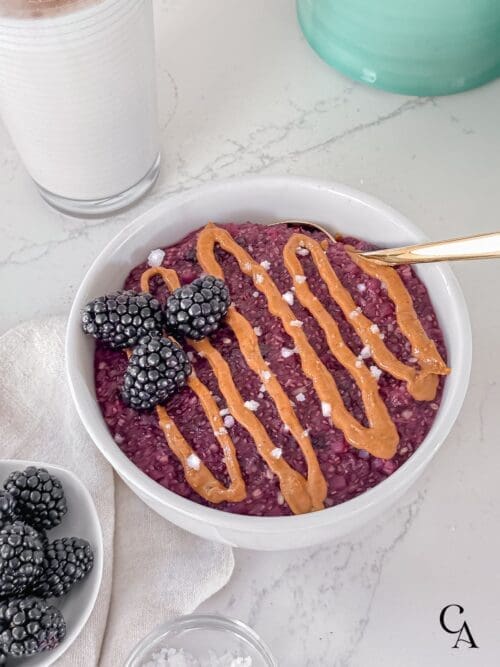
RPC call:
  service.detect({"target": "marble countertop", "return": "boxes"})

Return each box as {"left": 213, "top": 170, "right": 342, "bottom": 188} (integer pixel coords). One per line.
{"left": 1, "top": 1, "right": 499, "bottom": 665}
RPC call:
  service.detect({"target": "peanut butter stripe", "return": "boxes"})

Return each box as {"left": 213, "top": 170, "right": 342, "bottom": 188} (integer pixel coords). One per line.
{"left": 140, "top": 268, "right": 246, "bottom": 504}
{"left": 223, "top": 306, "right": 327, "bottom": 510}
{"left": 197, "top": 224, "right": 398, "bottom": 459}
{"left": 285, "top": 235, "right": 449, "bottom": 401}
{"left": 141, "top": 267, "right": 314, "bottom": 514}
{"left": 348, "top": 248, "right": 450, "bottom": 398}
{"left": 192, "top": 335, "right": 314, "bottom": 514}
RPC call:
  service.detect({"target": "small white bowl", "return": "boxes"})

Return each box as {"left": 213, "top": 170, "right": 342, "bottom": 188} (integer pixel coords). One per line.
{"left": 0, "top": 460, "right": 103, "bottom": 666}
{"left": 66, "top": 176, "right": 471, "bottom": 551}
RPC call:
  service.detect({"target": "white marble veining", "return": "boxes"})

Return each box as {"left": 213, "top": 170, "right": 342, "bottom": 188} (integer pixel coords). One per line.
{"left": 0, "top": 1, "right": 499, "bottom": 665}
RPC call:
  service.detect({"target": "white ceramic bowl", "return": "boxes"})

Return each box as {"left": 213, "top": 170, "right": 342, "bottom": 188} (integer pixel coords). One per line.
{"left": 66, "top": 176, "right": 471, "bottom": 551}
{"left": 0, "top": 459, "right": 103, "bottom": 666}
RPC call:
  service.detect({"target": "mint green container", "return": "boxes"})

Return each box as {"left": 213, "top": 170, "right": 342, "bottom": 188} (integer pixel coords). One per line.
{"left": 297, "top": 0, "right": 500, "bottom": 95}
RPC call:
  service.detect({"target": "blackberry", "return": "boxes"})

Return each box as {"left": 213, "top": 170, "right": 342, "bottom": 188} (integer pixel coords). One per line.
{"left": 32, "top": 537, "right": 94, "bottom": 599}
{"left": 121, "top": 335, "right": 191, "bottom": 410}
{"left": 165, "top": 275, "right": 230, "bottom": 340}
{"left": 81, "top": 290, "right": 164, "bottom": 349}
{"left": 0, "top": 492, "right": 17, "bottom": 529}
{"left": 0, "top": 597, "right": 66, "bottom": 657}
{"left": 4, "top": 467, "right": 67, "bottom": 531}
{"left": 0, "top": 522, "right": 44, "bottom": 599}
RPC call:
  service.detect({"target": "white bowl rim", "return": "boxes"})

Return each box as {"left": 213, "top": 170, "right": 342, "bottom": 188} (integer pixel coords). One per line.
{"left": 0, "top": 458, "right": 103, "bottom": 666}
{"left": 66, "top": 175, "right": 472, "bottom": 534}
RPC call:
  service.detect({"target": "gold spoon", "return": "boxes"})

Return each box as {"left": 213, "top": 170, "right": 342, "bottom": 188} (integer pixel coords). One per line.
{"left": 272, "top": 220, "right": 500, "bottom": 266}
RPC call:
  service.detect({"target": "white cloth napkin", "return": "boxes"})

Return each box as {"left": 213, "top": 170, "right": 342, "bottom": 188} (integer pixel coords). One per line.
{"left": 0, "top": 317, "right": 234, "bottom": 666}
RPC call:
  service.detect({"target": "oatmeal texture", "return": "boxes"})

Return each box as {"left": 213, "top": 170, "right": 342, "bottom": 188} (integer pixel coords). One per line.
{"left": 94, "top": 223, "right": 447, "bottom": 516}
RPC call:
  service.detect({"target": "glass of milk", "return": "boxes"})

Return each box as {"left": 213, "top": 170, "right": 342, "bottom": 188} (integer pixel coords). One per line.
{"left": 0, "top": 0, "right": 160, "bottom": 216}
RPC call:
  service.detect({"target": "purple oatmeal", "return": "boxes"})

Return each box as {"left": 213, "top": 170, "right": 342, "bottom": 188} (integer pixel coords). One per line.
{"left": 94, "top": 222, "right": 448, "bottom": 516}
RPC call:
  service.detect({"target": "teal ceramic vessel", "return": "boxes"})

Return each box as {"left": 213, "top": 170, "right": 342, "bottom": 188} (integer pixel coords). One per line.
{"left": 297, "top": 0, "right": 500, "bottom": 95}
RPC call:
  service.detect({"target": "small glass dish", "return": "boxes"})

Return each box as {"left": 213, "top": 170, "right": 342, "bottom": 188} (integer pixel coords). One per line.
{"left": 124, "top": 614, "right": 277, "bottom": 667}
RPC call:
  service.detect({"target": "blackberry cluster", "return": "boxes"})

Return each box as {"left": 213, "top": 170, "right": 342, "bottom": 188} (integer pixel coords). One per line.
{"left": 32, "top": 537, "right": 94, "bottom": 599}
{"left": 82, "top": 277, "right": 230, "bottom": 411}
{"left": 0, "top": 467, "right": 94, "bottom": 662}
{"left": 165, "top": 275, "right": 230, "bottom": 340}
{"left": 4, "top": 467, "right": 67, "bottom": 531}
{"left": 0, "top": 523, "right": 44, "bottom": 599}
{"left": 81, "top": 290, "right": 164, "bottom": 349}
{"left": 0, "top": 597, "right": 66, "bottom": 657}
{"left": 122, "top": 335, "right": 191, "bottom": 410}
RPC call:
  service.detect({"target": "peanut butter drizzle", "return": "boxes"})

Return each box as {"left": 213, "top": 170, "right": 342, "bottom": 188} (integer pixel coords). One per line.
{"left": 193, "top": 335, "right": 314, "bottom": 514}
{"left": 286, "top": 235, "right": 449, "bottom": 401}
{"left": 197, "top": 224, "right": 399, "bottom": 459}
{"left": 347, "top": 249, "right": 450, "bottom": 397}
{"left": 224, "top": 306, "right": 327, "bottom": 510}
{"left": 140, "top": 267, "right": 314, "bottom": 515}
{"left": 140, "top": 268, "right": 246, "bottom": 504}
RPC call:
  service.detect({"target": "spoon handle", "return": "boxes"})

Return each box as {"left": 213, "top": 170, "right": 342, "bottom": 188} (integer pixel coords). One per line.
{"left": 359, "top": 232, "right": 500, "bottom": 265}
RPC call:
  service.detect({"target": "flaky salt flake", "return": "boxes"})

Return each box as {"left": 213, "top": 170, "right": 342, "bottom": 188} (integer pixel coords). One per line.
{"left": 282, "top": 424, "right": 290, "bottom": 433}
{"left": 254, "top": 273, "right": 264, "bottom": 284}
{"left": 302, "top": 429, "right": 311, "bottom": 437}
{"left": 223, "top": 415, "right": 235, "bottom": 429}
{"left": 379, "top": 332, "right": 385, "bottom": 340}
{"left": 261, "top": 370, "right": 271, "bottom": 381}
{"left": 321, "top": 401, "right": 332, "bottom": 417}
{"left": 357, "top": 283, "right": 366, "bottom": 293}
{"left": 271, "top": 447, "right": 282, "bottom": 459}
{"left": 369, "top": 324, "right": 380, "bottom": 334}
{"left": 296, "top": 392, "right": 306, "bottom": 402}
{"left": 295, "top": 274, "right": 307, "bottom": 284}
{"left": 214, "top": 427, "right": 227, "bottom": 436}
{"left": 360, "top": 345, "right": 371, "bottom": 359}
{"left": 259, "top": 384, "right": 266, "bottom": 393}
{"left": 186, "top": 453, "right": 201, "bottom": 470}
{"left": 370, "top": 365, "right": 382, "bottom": 381}
{"left": 252, "top": 291, "right": 259, "bottom": 298}
{"left": 296, "top": 247, "right": 310, "bottom": 256}
{"left": 282, "top": 291, "right": 294, "bottom": 306}
{"left": 244, "top": 399, "right": 259, "bottom": 411}
{"left": 253, "top": 326, "right": 262, "bottom": 337}
{"left": 281, "top": 347, "right": 296, "bottom": 359}
{"left": 349, "top": 307, "right": 362, "bottom": 319}
{"left": 355, "top": 359, "right": 363, "bottom": 368}
{"left": 277, "top": 492, "right": 285, "bottom": 505}
{"left": 290, "top": 319, "right": 303, "bottom": 327}
{"left": 147, "top": 248, "right": 165, "bottom": 267}
{"left": 243, "top": 261, "right": 252, "bottom": 271}
{"left": 260, "top": 259, "right": 271, "bottom": 270}
{"left": 219, "top": 408, "right": 230, "bottom": 416}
